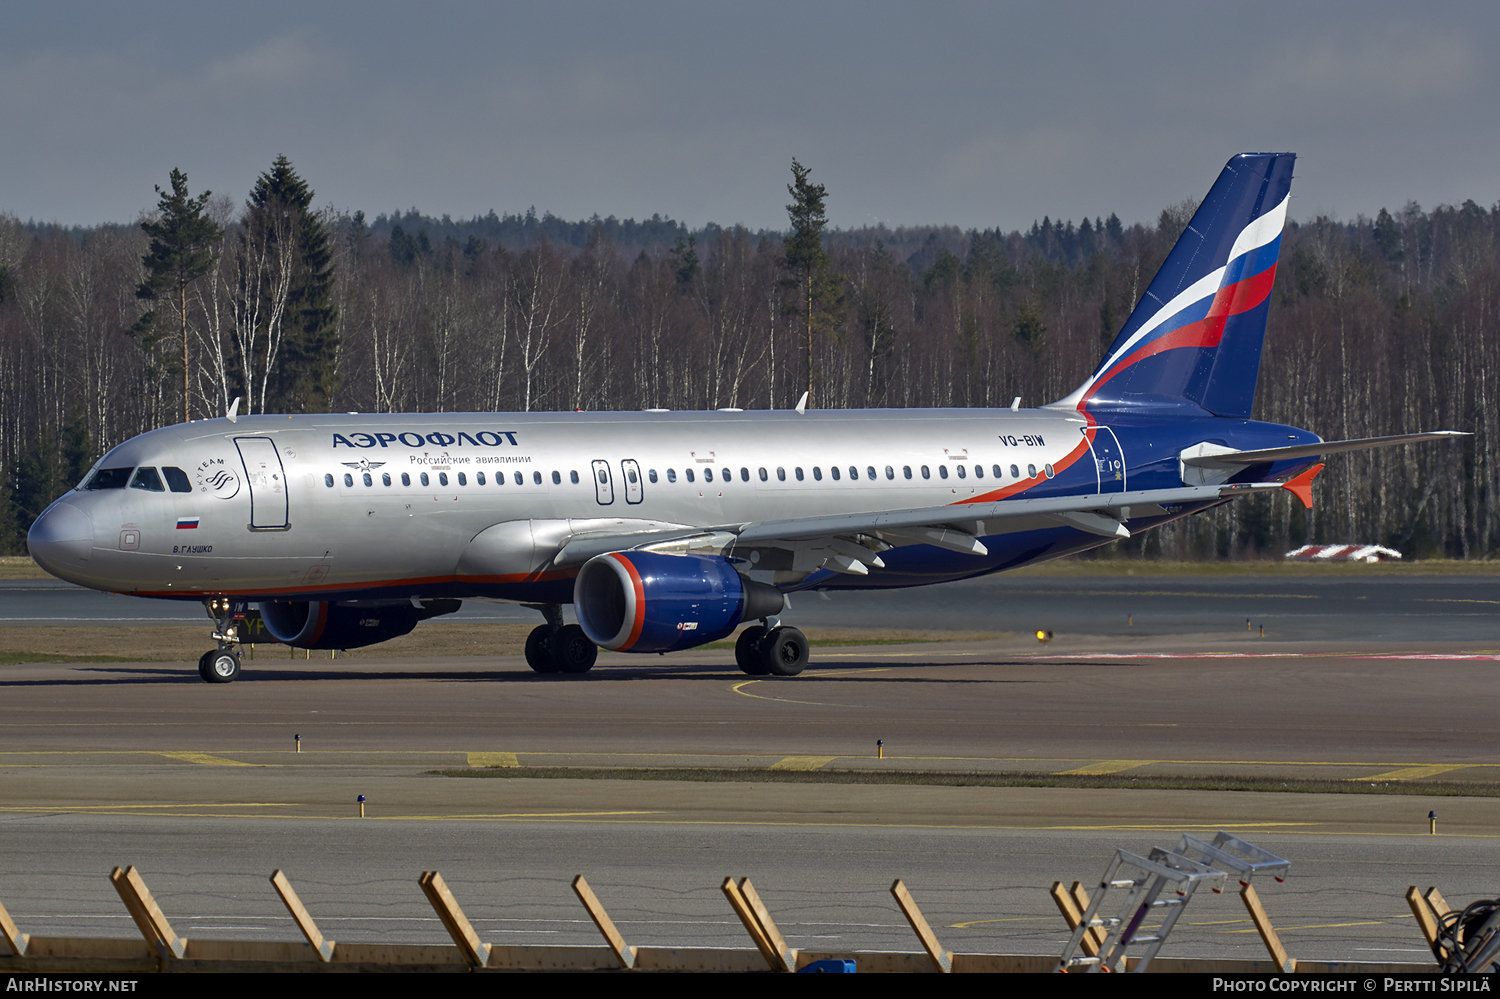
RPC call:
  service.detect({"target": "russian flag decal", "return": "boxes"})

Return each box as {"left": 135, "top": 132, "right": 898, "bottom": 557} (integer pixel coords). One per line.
{"left": 176, "top": 517, "right": 200, "bottom": 530}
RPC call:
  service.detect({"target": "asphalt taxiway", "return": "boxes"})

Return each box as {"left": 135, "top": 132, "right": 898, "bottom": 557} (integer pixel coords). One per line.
{"left": 0, "top": 573, "right": 1496, "bottom": 965}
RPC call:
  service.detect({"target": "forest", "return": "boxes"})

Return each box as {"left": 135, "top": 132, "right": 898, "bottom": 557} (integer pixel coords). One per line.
{"left": 0, "top": 156, "right": 1494, "bottom": 562}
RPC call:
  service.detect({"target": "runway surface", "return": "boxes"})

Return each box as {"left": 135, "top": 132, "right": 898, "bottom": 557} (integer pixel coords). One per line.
{"left": 1, "top": 572, "right": 1497, "bottom": 966}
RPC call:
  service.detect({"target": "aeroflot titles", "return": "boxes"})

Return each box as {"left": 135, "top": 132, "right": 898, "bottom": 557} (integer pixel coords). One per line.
{"left": 331, "top": 431, "right": 521, "bottom": 448}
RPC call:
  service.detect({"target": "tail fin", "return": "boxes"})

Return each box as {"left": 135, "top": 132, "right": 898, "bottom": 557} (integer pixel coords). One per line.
{"left": 1055, "top": 152, "right": 1295, "bottom": 417}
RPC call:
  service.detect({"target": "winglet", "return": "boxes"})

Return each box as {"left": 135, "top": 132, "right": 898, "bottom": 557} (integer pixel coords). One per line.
{"left": 794, "top": 391, "right": 808, "bottom": 415}
{"left": 1282, "top": 463, "right": 1324, "bottom": 510}
{"left": 227, "top": 396, "right": 240, "bottom": 423}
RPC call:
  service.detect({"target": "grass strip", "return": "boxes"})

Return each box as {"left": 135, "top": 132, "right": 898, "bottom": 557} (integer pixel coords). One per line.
{"left": 429, "top": 765, "right": 1500, "bottom": 797}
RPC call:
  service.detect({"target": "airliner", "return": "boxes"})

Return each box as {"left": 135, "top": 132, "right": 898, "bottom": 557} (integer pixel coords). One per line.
{"left": 26, "top": 153, "right": 1460, "bottom": 682}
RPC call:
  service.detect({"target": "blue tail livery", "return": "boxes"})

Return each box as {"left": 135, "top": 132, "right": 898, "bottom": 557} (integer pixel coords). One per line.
{"left": 1056, "top": 153, "right": 1295, "bottom": 417}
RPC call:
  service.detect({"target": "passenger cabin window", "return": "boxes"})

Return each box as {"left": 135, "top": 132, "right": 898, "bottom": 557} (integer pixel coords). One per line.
{"left": 324, "top": 474, "right": 335, "bottom": 488}
{"left": 1010, "top": 464, "right": 1020, "bottom": 479}
{"left": 345, "top": 473, "right": 356, "bottom": 487}
{"left": 1027, "top": 464, "right": 1037, "bottom": 478}
{"left": 477, "top": 472, "right": 486, "bottom": 485}
{"left": 813, "top": 467, "right": 822, "bottom": 481}
{"left": 458, "top": 473, "right": 467, "bottom": 486}
{"left": 439, "top": 472, "right": 449, "bottom": 486}
{"left": 420, "top": 472, "right": 430, "bottom": 486}
{"left": 686, "top": 468, "right": 695, "bottom": 483}
{"left": 1045, "top": 463, "right": 1055, "bottom": 478}
{"left": 776, "top": 467, "right": 786, "bottom": 481}
{"left": 956, "top": 465, "right": 966, "bottom": 479}
{"left": 382, "top": 473, "right": 392, "bottom": 486}
{"left": 974, "top": 465, "right": 983, "bottom": 478}
{"left": 758, "top": 467, "right": 768, "bottom": 482}
{"left": 667, "top": 468, "right": 677, "bottom": 483}
{"left": 513, "top": 471, "right": 523, "bottom": 485}
{"left": 993, "top": 464, "right": 1003, "bottom": 478}
{"left": 552, "top": 471, "right": 561, "bottom": 485}
{"left": 163, "top": 467, "right": 192, "bottom": 493}
{"left": 831, "top": 466, "right": 840, "bottom": 481}
{"left": 363, "top": 473, "right": 373, "bottom": 487}
{"left": 903, "top": 466, "right": 912, "bottom": 479}
{"left": 885, "top": 466, "right": 894, "bottom": 480}
{"left": 741, "top": 467, "right": 750, "bottom": 482}
{"left": 130, "top": 467, "right": 165, "bottom": 492}
{"left": 795, "top": 467, "right": 804, "bottom": 481}
{"left": 938, "top": 465, "right": 949, "bottom": 479}
{"left": 402, "top": 473, "right": 412, "bottom": 486}
{"left": 649, "top": 469, "right": 658, "bottom": 483}
{"left": 571, "top": 470, "right": 580, "bottom": 484}
{"left": 921, "top": 465, "right": 930, "bottom": 479}
{"left": 85, "top": 468, "right": 132, "bottom": 490}
{"left": 533, "top": 471, "right": 543, "bottom": 485}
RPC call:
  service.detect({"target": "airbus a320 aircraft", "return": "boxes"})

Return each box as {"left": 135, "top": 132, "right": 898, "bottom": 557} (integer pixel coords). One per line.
{"left": 27, "top": 153, "right": 1460, "bottom": 683}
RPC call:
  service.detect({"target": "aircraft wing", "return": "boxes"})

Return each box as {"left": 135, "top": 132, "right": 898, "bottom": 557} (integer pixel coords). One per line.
{"left": 550, "top": 480, "right": 1288, "bottom": 572}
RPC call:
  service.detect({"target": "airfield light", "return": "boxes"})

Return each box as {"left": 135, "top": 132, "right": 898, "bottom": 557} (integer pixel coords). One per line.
{"left": 1036, "top": 630, "right": 1053, "bottom": 644}
{"left": 358, "top": 794, "right": 366, "bottom": 818}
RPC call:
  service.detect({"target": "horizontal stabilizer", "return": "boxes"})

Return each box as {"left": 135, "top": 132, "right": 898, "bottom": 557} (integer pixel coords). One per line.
{"left": 1180, "top": 431, "right": 1468, "bottom": 468}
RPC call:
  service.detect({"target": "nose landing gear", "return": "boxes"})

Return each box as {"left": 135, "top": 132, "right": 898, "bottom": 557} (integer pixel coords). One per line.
{"left": 198, "top": 597, "right": 244, "bottom": 684}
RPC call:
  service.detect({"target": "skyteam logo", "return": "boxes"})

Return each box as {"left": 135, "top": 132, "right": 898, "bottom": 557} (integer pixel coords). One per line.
{"left": 195, "top": 458, "right": 240, "bottom": 499}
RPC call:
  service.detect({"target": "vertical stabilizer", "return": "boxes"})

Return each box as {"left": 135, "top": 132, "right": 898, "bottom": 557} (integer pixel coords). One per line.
{"left": 1054, "top": 153, "right": 1295, "bottom": 417}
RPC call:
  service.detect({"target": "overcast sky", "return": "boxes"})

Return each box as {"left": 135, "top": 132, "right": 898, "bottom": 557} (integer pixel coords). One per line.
{"left": 3, "top": 1, "right": 1496, "bottom": 233}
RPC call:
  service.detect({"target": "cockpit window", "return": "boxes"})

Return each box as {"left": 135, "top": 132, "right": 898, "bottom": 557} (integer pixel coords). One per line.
{"left": 85, "top": 467, "right": 133, "bottom": 490}
{"left": 129, "top": 467, "right": 165, "bottom": 492}
{"left": 162, "top": 467, "right": 192, "bottom": 493}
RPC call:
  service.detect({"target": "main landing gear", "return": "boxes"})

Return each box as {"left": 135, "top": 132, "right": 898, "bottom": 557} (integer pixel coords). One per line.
{"left": 735, "top": 623, "right": 809, "bottom": 677}
{"left": 199, "top": 597, "right": 243, "bottom": 684}
{"left": 522, "top": 603, "right": 598, "bottom": 675}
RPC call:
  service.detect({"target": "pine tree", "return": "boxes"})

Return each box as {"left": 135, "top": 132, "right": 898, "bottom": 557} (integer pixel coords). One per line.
{"left": 243, "top": 156, "right": 339, "bottom": 413}
{"left": 137, "top": 169, "right": 222, "bottom": 424}
{"left": 784, "top": 159, "right": 845, "bottom": 407}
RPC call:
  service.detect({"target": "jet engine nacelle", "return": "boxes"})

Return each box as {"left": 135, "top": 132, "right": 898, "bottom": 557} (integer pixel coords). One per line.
{"left": 258, "top": 598, "right": 461, "bottom": 650}
{"left": 574, "top": 552, "right": 785, "bottom": 653}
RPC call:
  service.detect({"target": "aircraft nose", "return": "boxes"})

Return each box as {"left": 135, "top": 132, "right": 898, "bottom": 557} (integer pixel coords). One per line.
{"left": 27, "top": 499, "right": 94, "bottom": 574}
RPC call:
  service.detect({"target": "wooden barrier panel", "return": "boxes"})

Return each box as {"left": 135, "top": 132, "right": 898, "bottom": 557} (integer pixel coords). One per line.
{"left": 889, "top": 879, "right": 951, "bottom": 973}
{"left": 418, "top": 870, "right": 489, "bottom": 968}
{"left": 1408, "top": 885, "right": 1441, "bottom": 948}
{"left": 109, "top": 866, "right": 184, "bottom": 960}
{"left": 1240, "top": 883, "right": 1293, "bottom": 972}
{"left": 269, "top": 870, "right": 334, "bottom": 962}
{"left": 572, "top": 875, "right": 635, "bottom": 969}
{"left": 0, "top": 896, "right": 27, "bottom": 957}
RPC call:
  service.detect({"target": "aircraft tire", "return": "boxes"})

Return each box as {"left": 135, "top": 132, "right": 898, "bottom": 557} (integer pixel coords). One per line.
{"left": 525, "top": 625, "right": 560, "bottom": 673}
{"left": 197, "top": 651, "right": 214, "bottom": 682}
{"left": 761, "top": 627, "right": 808, "bottom": 677}
{"left": 550, "top": 624, "right": 598, "bottom": 674}
{"left": 735, "top": 626, "right": 769, "bottom": 675}
{"left": 204, "top": 650, "right": 241, "bottom": 684}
